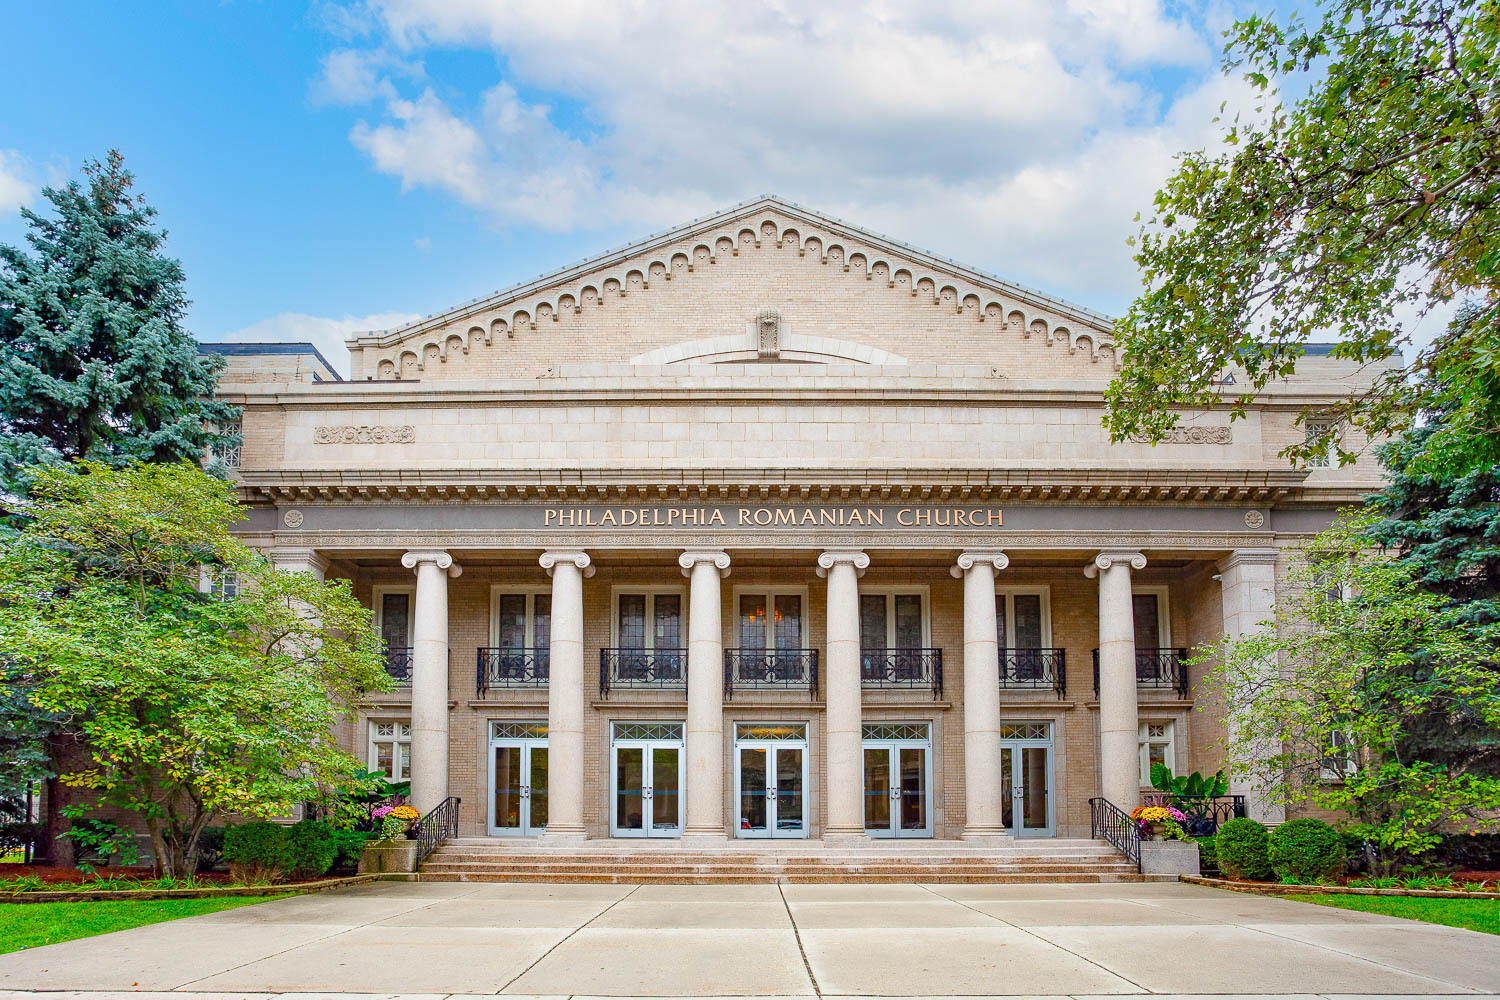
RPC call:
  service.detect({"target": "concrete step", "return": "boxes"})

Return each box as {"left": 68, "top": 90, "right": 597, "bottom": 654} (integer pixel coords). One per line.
{"left": 418, "top": 863, "right": 1140, "bottom": 876}
{"left": 415, "top": 870, "right": 1165, "bottom": 884}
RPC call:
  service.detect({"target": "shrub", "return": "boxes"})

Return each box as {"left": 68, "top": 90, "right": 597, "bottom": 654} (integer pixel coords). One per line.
{"left": 195, "top": 826, "right": 226, "bottom": 871}
{"left": 1215, "top": 817, "right": 1273, "bottom": 880}
{"left": 285, "top": 819, "right": 339, "bottom": 880}
{"left": 223, "top": 821, "right": 291, "bottom": 882}
{"left": 1196, "top": 836, "right": 1218, "bottom": 873}
{"left": 1269, "top": 818, "right": 1347, "bottom": 883}
{"left": 330, "top": 829, "right": 373, "bottom": 872}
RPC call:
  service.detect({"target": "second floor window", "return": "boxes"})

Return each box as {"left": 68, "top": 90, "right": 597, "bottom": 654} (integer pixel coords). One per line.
{"left": 738, "top": 592, "right": 803, "bottom": 650}
{"left": 377, "top": 590, "right": 412, "bottom": 651}
{"left": 617, "top": 592, "right": 681, "bottom": 650}
{"left": 493, "top": 590, "right": 551, "bottom": 650}
{"left": 860, "top": 592, "right": 925, "bottom": 650}
{"left": 996, "top": 591, "right": 1047, "bottom": 648}
{"left": 1132, "top": 592, "right": 1170, "bottom": 650}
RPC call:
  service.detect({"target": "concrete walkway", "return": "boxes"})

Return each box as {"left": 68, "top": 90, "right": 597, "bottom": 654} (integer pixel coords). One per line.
{"left": 1, "top": 880, "right": 1498, "bottom": 998}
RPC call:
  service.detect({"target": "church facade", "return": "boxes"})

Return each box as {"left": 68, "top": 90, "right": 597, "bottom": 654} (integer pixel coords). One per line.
{"left": 216, "top": 196, "right": 1383, "bottom": 842}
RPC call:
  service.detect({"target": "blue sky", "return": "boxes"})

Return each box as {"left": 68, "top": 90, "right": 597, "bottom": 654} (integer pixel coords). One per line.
{"left": 3, "top": 0, "right": 1372, "bottom": 374}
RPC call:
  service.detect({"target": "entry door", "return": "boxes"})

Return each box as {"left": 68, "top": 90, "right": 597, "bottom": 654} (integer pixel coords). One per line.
{"left": 734, "top": 724, "right": 809, "bottom": 839}
{"left": 611, "top": 723, "right": 684, "bottom": 838}
{"left": 999, "top": 723, "right": 1054, "bottom": 837}
{"left": 862, "top": 724, "right": 933, "bottom": 838}
{"left": 488, "top": 723, "right": 549, "bottom": 836}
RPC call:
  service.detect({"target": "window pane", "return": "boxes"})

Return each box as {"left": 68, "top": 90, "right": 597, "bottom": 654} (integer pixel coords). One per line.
{"left": 1132, "top": 594, "right": 1160, "bottom": 649}
{"left": 398, "top": 742, "right": 410, "bottom": 778}
{"left": 1148, "top": 742, "right": 1168, "bottom": 773}
{"left": 533, "top": 593, "right": 551, "bottom": 649}
{"left": 654, "top": 595, "right": 681, "bottom": 648}
{"left": 1013, "top": 594, "right": 1043, "bottom": 648}
{"left": 619, "top": 594, "right": 646, "bottom": 648}
{"left": 996, "top": 594, "right": 1007, "bottom": 648}
{"left": 498, "top": 594, "right": 527, "bottom": 649}
{"left": 774, "top": 594, "right": 802, "bottom": 649}
{"left": 375, "top": 742, "right": 393, "bottom": 775}
{"left": 381, "top": 593, "right": 410, "bottom": 648}
{"left": 860, "top": 594, "right": 887, "bottom": 649}
{"left": 739, "top": 594, "right": 767, "bottom": 650}
{"left": 894, "top": 594, "right": 923, "bottom": 648}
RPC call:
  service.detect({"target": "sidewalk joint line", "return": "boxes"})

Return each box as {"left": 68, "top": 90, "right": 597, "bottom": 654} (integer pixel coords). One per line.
{"left": 495, "top": 883, "right": 642, "bottom": 993}
{"left": 777, "top": 881, "right": 824, "bottom": 999}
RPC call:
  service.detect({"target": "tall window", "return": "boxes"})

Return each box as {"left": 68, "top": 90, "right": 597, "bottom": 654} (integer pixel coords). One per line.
{"left": 996, "top": 591, "right": 1049, "bottom": 648}
{"left": 738, "top": 591, "right": 804, "bottom": 650}
{"left": 1138, "top": 720, "right": 1174, "bottom": 783}
{"left": 370, "top": 721, "right": 411, "bottom": 780}
{"left": 493, "top": 590, "right": 551, "bottom": 650}
{"left": 860, "top": 592, "right": 926, "bottom": 650}
{"left": 616, "top": 592, "right": 682, "bottom": 651}
{"left": 1131, "top": 592, "right": 1169, "bottom": 649}
{"left": 376, "top": 590, "right": 412, "bottom": 652}
{"left": 1305, "top": 418, "right": 1337, "bottom": 468}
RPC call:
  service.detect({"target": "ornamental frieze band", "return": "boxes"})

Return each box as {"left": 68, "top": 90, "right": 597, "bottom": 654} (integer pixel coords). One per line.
{"left": 314, "top": 424, "right": 416, "bottom": 444}
{"left": 1128, "top": 426, "right": 1233, "bottom": 445}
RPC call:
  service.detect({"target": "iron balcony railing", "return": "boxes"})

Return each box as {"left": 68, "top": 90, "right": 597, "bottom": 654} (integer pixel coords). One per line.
{"left": 1092, "top": 648, "right": 1190, "bottom": 699}
{"left": 723, "top": 648, "right": 819, "bottom": 699}
{"left": 383, "top": 646, "right": 413, "bottom": 688}
{"left": 861, "top": 648, "right": 943, "bottom": 699}
{"left": 999, "top": 647, "right": 1067, "bottom": 698}
{"left": 1141, "top": 792, "right": 1247, "bottom": 837}
{"left": 476, "top": 647, "right": 550, "bottom": 693}
{"left": 599, "top": 647, "right": 688, "bottom": 696}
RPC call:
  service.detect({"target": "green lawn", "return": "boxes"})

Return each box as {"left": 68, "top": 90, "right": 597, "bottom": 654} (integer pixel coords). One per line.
{"left": 1300, "top": 893, "right": 1500, "bottom": 935}
{"left": 0, "top": 896, "right": 285, "bottom": 954}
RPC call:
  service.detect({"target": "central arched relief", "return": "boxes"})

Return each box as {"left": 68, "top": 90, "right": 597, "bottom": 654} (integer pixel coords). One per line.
{"left": 355, "top": 201, "right": 1117, "bottom": 382}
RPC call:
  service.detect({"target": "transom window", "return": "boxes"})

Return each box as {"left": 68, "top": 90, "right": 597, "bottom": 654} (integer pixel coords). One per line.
{"left": 616, "top": 592, "right": 682, "bottom": 651}
{"left": 491, "top": 589, "right": 551, "bottom": 649}
{"left": 996, "top": 589, "right": 1050, "bottom": 647}
{"left": 370, "top": 721, "right": 411, "bottom": 779}
{"left": 491, "top": 721, "right": 549, "bottom": 740}
{"left": 860, "top": 591, "right": 928, "bottom": 649}
{"left": 999, "top": 722, "right": 1052, "bottom": 741}
{"left": 737, "top": 590, "right": 805, "bottom": 650}
{"left": 862, "top": 722, "right": 930, "bottom": 741}
{"left": 735, "top": 723, "right": 807, "bottom": 741}
{"left": 612, "top": 722, "right": 684, "bottom": 742}
{"left": 1139, "top": 720, "right": 1174, "bottom": 783}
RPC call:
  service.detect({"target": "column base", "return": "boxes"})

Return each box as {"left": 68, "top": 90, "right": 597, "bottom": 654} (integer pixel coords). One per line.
{"left": 682, "top": 828, "right": 730, "bottom": 842}
{"left": 960, "top": 827, "right": 1015, "bottom": 842}
{"left": 541, "top": 825, "right": 588, "bottom": 842}
{"left": 822, "top": 828, "right": 868, "bottom": 844}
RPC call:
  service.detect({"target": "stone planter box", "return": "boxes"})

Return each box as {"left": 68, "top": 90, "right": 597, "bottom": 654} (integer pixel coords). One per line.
{"left": 1139, "top": 840, "right": 1200, "bottom": 877}
{"left": 358, "top": 838, "right": 419, "bottom": 874}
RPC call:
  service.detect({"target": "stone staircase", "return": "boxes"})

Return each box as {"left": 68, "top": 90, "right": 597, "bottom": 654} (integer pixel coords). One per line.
{"left": 416, "top": 838, "right": 1163, "bottom": 883}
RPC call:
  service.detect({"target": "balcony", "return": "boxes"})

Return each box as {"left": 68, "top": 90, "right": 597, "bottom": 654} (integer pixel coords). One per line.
{"left": 861, "top": 648, "right": 943, "bottom": 699}
{"left": 599, "top": 647, "right": 687, "bottom": 696}
{"left": 723, "top": 648, "right": 819, "bottom": 699}
{"left": 999, "top": 647, "right": 1066, "bottom": 699}
{"left": 382, "top": 647, "right": 413, "bottom": 688}
{"left": 476, "top": 647, "right": 549, "bottom": 694}
{"left": 1091, "top": 648, "right": 1190, "bottom": 699}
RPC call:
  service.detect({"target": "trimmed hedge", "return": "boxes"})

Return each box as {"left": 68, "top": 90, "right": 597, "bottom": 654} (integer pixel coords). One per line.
{"left": 286, "top": 820, "right": 339, "bottom": 880}
{"left": 330, "top": 829, "right": 373, "bottom": 871}
{"left": 1216, "top": 817, "right": 1273, "bottom": 881}
{"left": 223, "top": 822, "right": 291, "bottom": 882}
{"left": 1196, "top": 835, "right": 1218, "bottom": 873}
{"left": 1269, "top": 818, "right": 1346, "bottom": 882}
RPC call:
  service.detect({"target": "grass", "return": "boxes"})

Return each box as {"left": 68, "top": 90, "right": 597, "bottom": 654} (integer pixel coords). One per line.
{"left": 0, "top": 895, "right": 286, "bottom": 954}
{"left": 1301, "top": 893, "right": 1500, "bottom": 935}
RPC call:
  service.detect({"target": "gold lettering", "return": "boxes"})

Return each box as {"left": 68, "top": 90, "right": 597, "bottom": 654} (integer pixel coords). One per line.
{"left": 738, "top": 508, "right": 752, "bottom": 525}
{"left": 848, "top": 508, "right": 865, "bottom": 526}
{"left": 753, "top": 508, "right": 772, "bottom": 526}
{"left": 545, "top": 509, "right": 557, "bottom": 526}
{"left": 820, "top": 509, "right": 837, "bottom": 526}
{"left": 954, "top": 509, "right": 972, "bottom": 527}
{"left": 800, "top": 508, "right": 817, "bottom": 525}
{"left": 668, "top": 508, "right": 680, "bottom": 526}
{"left": 866, "top": 508, "right": 883, "bottom": 526}
{"left": 989, "top": 509, "right": 1002, "bottom": 526}
{"left": 916, "top": 509, "right": 932, "bottom": 526}
{"left": 897, "top": 508, "right": 915, "bottom": 526}
{"left": 600, "top": 509, "right": 616, "bottom": 526}
{"left": 773, "top": 508, "right": 796, "bottom": 526}
{"left": 583, "top": 509, "right": 597, "bottom": 527}
{"left": 639, "top": 507, "right": 651, "bottom": 526}
{"left": 708, "top": 509, "right": 725, "bottom": 525}
{"left": 935, "top": 510, "right": 951, "bottom": 526}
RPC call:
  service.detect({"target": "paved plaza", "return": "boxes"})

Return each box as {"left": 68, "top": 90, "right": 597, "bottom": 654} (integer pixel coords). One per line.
{"left": 1, "top": 880, "right": 1498, "bottom": 999}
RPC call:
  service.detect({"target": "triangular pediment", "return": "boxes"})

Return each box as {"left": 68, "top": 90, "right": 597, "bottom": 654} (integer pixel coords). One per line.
{"left": 347, "top": 196, "right": 1118, "bottom": 381}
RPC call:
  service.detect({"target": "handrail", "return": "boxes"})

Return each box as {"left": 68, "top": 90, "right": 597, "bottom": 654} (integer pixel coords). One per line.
{"left": 382, "top": 647, "right": 413, "bottom": 687}
{"left": 1141, "top": 792, "right": 1246, "bottom": 836}
{"left": 860, "top": 648, "right": 944, "bottom": 699}
{"left": 476, "top": 647, "right": 550, "bottom": 693}
{"left": 1088, "top": 796, "right": 1141, "bottom": 872}
{"left": 413, "top": 796, "right": 461, "bottom": 867}
{"left": 723, "top": 648, "right": 819, "bottom": 699}
{"left": 999, "top": 647, "right": 1067, "bottom": 699}
{"left": 1091, "top": 648, "right": 1191, "bottom": 699}
{"left": 599, "top": 647, "right": 688, "bottom": 697}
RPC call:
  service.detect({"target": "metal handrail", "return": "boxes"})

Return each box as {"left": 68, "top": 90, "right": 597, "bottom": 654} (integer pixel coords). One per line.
{"left": 723, "top": 648, "right": 819, "bottom": 699}
{"left": 1088, "top": 796, "right": 1141, "bottom": 872}
{"left": 860, "top": 648, "right": 944, "bottom": 699}
{"left": 999, "top": 647, "right": 1067, "bottom": 699}
{"left": 476, "top": 647, "right": 550, "bottom": 693}
{"left": 598, "top": 647, "right": 688, "bottom": 696}
{"left": 1091, "top": 648, "right": 1191, "bottom": 699}
{"left": 413, "top": 795, "right": 461, "bottom": 867}
{"left": 382, "top": 647, "right": 413, "bottom": 687}
{"left": 1141, "top": 792, "right": 1247, "bottom": 837}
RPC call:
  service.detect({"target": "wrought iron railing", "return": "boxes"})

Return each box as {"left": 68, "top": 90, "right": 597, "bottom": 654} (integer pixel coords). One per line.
{"left": 723, "top": 648, "right": 819, "bottom": 699}
{"left": 383, "top": 647, "right": 413, "bottom": 687}
{"left": 1092, "top": 648, "right": 1190, "bottom": 699}
{"left": 413, "top": 795, "right": 461, "bottom": 867}
{"left": 1088, "top": 796, "right": 1141, "bottom": 871}
{"left": 999, "top": 647, "right": 1066, "bottom": 698}
{"left": 599, "top": 647, "right": 688, "bottom": 696}
{"left": 476, "top": 647, "right": 549, "bottom": 693}
{"left": 1141, "top": 792, "right": 1246, "bottom": 837}
{"left": 860, "top": 648, "right": 943, "bottom": 698}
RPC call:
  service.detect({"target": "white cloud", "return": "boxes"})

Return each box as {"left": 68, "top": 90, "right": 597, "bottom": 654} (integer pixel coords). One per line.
{"left": 211, "top": 311, "right": 422, "bottom": 378}
{"left": 0, "top": 150, "right": 37, "bottom": 216}
{"left": 320, "top": 0, "right": 1251, "bottom": 312}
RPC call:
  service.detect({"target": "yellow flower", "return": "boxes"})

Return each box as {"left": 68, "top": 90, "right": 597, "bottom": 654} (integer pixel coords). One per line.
{"left": 390, "top": 805, "right": 420, "bottom": 821}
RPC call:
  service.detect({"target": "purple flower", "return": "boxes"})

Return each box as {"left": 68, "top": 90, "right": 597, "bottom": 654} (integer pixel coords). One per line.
{"left": 372, "top": 805, "right": 395, "bottom": 819}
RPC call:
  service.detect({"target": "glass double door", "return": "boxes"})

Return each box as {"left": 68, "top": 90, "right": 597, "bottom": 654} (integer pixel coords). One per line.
{"left": 734, "top": 725, "right": 808, "bottom": 838}
{"left": 611, "top": 723, "right": 684, "bottom": 837}
{"left": 1000, "top": 737, "right": 1054, "bottom": 837}
{"left": 863, "top": 734, "right": 932, "bottom": 837}
{"left": 489, "top": 737, "right": 547, "bottom": 836}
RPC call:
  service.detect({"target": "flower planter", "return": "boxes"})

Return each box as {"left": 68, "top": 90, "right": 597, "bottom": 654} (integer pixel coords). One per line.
{"left": 357, "top": 838, "right": 419, "bottom": 874}
{"left": 1140, "top": 840, "right": 1201, "bottom": 877}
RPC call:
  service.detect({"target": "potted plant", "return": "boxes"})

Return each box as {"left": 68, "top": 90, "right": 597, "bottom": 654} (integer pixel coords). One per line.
{"left": 358, "top": 805, "right": 423, "bottom": 874}
{"left": 1131, "top": 805, "right": 1188, "bottom": 841}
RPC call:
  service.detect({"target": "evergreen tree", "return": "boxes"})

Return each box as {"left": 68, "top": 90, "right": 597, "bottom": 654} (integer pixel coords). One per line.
{"left": 0, "top": 150, "right": 238, "bottom": 497}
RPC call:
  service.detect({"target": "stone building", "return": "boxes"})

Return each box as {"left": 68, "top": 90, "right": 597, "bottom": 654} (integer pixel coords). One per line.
{"left": 215, "top": 196, "right": 1382, "bottom": 844}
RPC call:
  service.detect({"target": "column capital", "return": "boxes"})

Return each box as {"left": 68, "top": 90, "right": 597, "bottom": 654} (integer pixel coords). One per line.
{"left": 269, "top": 547, "right": 330, "bottom": 579}
{"left": 402, "top": 549, "right": 462, "bottom": 578}
{"left": 1084, "top": 550, "right": 1146, "bottom": 578}
{"left": 679, "top": 549, "right": 731, "bottom": 578}
{"left": 1217, "top": 548, "right": 1279, "bottom": 574}
{"left": 950, "top": 549, "right": 1009, "bottom": 578}
{"left": 816, "top": 549, "right": 870, "bottom": 578}
{"left": 539, "top": 549, "right": 595, "bottom": 578}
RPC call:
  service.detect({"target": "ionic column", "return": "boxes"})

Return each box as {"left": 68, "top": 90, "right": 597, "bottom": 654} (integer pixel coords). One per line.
{"left": 540, "top": 549, "right": 592, "bottom": 839}
{"left": 1085, "top": 550, "right": 1146, "bottom": 810}
{"left": 680, "top": 550, "right": 731, "bottom": 838}
{"left": 401, "top": 549, "right": 461, "bottom": 814}
{"left": 1217, "top": 549, "right": 1286, "bottom": 824}
{"left": 952, "top": 550, "right": 1010, "bottom": 839}
{"left": 818, "top": 549, "right": 870, "bottom": 837}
